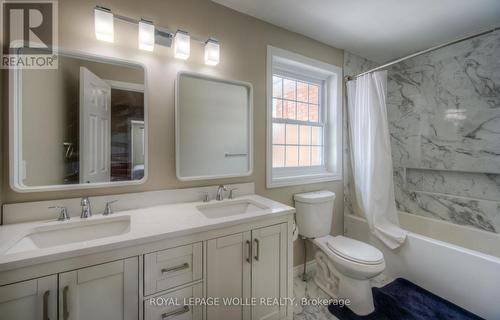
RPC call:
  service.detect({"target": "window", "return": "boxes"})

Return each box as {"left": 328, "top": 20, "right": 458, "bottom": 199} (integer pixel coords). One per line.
{"left": 271, "top": 75, "right": 324, "bottom": 168}
{"left": 267, "top": 46, "right": 342, "bottom": 188}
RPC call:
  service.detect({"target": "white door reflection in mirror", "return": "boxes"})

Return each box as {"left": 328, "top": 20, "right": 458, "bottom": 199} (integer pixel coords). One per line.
{"left": 130, "top": 120, "right": 145, "bottom": 180}
{"left": 79, "top": 67, "right": 111, "bottom": 184}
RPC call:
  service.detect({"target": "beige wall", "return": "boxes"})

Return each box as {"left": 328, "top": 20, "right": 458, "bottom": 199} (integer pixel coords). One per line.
{"left": 1, "top": 0, "right": 344, "bottom": 266}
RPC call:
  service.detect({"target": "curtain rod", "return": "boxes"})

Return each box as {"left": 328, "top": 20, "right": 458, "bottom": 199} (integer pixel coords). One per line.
{"left": 345, "top": 25, "right": 500, "bottom": 81}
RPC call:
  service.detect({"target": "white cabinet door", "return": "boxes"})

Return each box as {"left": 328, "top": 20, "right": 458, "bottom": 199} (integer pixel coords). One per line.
{"left": 58, "top": 257, "right": 138, "bottom": 320}
{"left": 251, "top": 224, "right": 287, "bottom": 320}
{"left": 206, "top": 232, "right": 251, "bottom": 320}
{"left": 0, "top": 275, "right": 57, "bottom": 320}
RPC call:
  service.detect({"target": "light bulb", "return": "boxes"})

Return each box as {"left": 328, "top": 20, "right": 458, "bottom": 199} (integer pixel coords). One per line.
{"left": 94, "top": 7, "right": 114, "bottom": 43}
{"left": 174, "top": 31, "right": 190, "bottom": 60}
{"left": 204, "top": 39, "right": 220, "bottom": 66}
{"left": 138, "top": 20, "right": 155, "bottom": 51}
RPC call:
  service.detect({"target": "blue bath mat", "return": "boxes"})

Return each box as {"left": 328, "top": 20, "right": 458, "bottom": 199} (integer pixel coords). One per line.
{"left": 328, "top": 278, "right": 483, "bottom": 320}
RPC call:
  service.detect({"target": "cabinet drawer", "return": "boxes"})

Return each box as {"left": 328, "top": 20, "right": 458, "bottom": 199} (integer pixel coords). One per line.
{"left": 144, "top": 243, "right": 202, "bottom": 295}
{"left": 144, "top": 283, "right": 202, "bottom": 320}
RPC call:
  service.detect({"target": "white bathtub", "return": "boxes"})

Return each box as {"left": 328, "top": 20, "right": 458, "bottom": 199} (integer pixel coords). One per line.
{"left": 344, "top": 212, "right": 500, "bottom": 320}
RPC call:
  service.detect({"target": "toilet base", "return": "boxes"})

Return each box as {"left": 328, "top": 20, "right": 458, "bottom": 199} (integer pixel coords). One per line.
{"left": 314, "top": 250, "right": 375, "bottom": 316}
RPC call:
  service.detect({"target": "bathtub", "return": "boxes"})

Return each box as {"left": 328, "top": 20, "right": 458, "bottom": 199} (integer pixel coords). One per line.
{"left": 344, "top": 212, "right": 500, "bottom": 320}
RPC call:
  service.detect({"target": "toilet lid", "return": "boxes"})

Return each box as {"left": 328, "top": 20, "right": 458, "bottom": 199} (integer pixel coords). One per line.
{"left": 326, "top": 236, "right": 384, "bottom": 265}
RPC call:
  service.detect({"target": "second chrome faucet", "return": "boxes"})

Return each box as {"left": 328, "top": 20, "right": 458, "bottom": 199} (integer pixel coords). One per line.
{"left": 80, "top": 197, "right": 92, "bottom": 218}
{"left": 215, "top": 185, "right": 238, "bottom": 201}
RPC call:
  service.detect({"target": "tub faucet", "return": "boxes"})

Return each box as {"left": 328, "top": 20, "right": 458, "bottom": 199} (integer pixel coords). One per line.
{"left": 80, "top": 197, "right": 92, "bottom": 218}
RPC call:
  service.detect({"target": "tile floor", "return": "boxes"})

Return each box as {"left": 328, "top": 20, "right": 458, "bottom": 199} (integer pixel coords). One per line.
{"left": 293, "top": 268, "right": 338, "bottom": 320}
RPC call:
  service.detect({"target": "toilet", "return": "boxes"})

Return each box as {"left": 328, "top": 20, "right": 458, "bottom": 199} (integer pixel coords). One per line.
{"left": 294, "top": 191, "right": 385, "bottom": 316}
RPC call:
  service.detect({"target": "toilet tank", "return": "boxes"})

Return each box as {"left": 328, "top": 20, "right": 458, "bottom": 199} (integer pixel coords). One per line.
{"left": 294, "top": 191, "right": 335, "bottom": 238}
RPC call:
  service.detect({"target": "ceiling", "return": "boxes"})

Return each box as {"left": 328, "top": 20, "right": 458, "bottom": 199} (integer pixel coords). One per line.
{"left": 212, "top": 0, "right": 500, "bottom": 63}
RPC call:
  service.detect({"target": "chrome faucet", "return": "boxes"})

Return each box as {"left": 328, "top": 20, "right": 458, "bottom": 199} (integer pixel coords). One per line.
{"left": 216, "top": 185, "right": 227, "bottom": 201}
{"left": 80, "top": 197, "right": 92, "bottom": 218}
{"left": 49, "top": 206, "right": 70, "bottom": 221}
{"left": 103, "top": 200, "right": 118, "bottom": 215}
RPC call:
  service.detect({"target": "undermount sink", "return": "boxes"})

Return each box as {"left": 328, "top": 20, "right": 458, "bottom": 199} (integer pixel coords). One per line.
{"left": 197, "top": 199, "right": 269, "bottom": 219}
{"left": 6, "top": 215, "right": 131, "bottom": 254}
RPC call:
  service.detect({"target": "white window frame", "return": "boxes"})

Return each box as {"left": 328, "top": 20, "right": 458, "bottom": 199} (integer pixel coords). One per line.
{"left": 266, "top": 46, "right": 342, "bottom": 188}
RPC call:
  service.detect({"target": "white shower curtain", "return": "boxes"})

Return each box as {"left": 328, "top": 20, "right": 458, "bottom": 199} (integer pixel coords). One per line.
{"left": 346, "top": 71, "right": 407, "bottom": 249}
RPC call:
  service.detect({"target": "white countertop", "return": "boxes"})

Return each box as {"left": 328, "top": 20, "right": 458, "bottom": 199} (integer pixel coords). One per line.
{"left": 0, "top": 195, "right": 294, "bottom": 272}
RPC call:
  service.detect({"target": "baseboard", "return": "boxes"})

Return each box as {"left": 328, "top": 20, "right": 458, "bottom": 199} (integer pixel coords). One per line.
{"left": 293, "top": 260, "right": 317, "bottom": 277}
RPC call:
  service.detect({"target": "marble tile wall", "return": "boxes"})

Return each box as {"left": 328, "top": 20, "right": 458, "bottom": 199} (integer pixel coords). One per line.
{"left": 343, "top": 29, "right": 500, "bottom": 234}
{"left": 387, "top": 30, "right": 500, "bottom": 173}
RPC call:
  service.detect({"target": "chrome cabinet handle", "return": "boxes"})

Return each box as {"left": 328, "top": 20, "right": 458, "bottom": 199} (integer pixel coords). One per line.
{"left": 62, "top": 286, "right": 69, "bottom": 320}
{"left": 42, "top": 290, "right": 50, "bottom": 320}
{"left": 161, "top": 305, "right": 190, "bottom": 319}
{"left": 254, "top": 238, "right": 259, "bottom": 261}
{"left": 224, "top": 153, "right": 248, "bottom": 157}
{"left": 161, "top": 262, "right": 189, "bottom": 274}
{"left": 246, "top": 240, "right": 251, "bottom": 263}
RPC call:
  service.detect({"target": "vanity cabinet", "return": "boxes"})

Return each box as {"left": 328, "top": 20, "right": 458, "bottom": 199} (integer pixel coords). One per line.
{"left": 58, "top": 257, "right": 138, "bottom": 320}
{"left": 0, "top": 275, "right": 57, "bottom": 320}
{"left": 0, "top": 198, "right": 293, "bottom": 320}
{"left": 206, "top": 223, "right": 288, "bottom": 320}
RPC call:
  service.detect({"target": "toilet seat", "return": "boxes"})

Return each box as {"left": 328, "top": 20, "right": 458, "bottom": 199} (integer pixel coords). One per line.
{"left": 326, "top": 236, "right": 384, "bottom": 265}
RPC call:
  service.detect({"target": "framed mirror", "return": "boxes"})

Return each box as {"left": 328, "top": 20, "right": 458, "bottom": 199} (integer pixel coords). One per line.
{"left": 9, "top": 49, "right": 147, "bottom": 192}
{"left": 175, "top": 72, "right": 253, "bottom": 181}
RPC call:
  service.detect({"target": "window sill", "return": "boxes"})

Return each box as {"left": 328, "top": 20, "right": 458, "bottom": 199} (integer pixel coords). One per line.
{"left": 267, "top": 171, "right": 341, "bottom": 188}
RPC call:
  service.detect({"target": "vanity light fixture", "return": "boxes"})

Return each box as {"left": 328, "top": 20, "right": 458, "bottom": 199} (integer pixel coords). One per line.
{"left": 94, "top": 6, "right": 114, "bottom": 42}
{"left": 174, "top": 31, "right": 190, "bottom": 60}
{"left": 204, "top": 39, "right": 220, "bottom": 66}
{"left": 93, "top": 6, "right": 218, "bottom": 64}
{"left": 138, "top": 19, "right": 155, "bottom": 51}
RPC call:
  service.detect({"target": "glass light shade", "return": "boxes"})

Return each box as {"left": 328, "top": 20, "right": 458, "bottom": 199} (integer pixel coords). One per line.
{"left": 174, "top": 31, "right": 190, "bottom": 60}
{"left": 138, "top": 20, "right": 155, "bottom": 51}
{"left": 94, "top": 7, "right": 114, "bottom": 42}
{"left": 204, "top": 39, "right": 220, "bottom": 66}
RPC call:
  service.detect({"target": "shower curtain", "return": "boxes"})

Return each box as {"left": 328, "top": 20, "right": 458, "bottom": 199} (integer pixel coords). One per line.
{"left": 346, "top": 71, "right": 407, "bottom": 249}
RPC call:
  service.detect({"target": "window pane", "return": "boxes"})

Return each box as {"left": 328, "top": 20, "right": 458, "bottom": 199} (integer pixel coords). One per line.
{"left": 308, "top": 84, "right": 319, "bottom": 104}
{"left": 299, "top": 125, "right": 311, "bottom": 145}
{"left": 285, "top": 124, "right": 298, "bottom": 145}
{"left": 297, "top": 103, "right": 308, "bottom": 121}
{"left": 311, "top": 127, "right": 322, "bottom": 145}
{"left": 285, "top": 146, "right": 298, "bottom": 167}
{"left": 309, "top": 104, "right": 319, "bottom": 122}
{"left": 297, "top": 81, "right": 308, "bottom": 102}
{"left": 311, "top": 146, "right": 322, "bottom": 166}
{"left": 273, "top": 123, "right": 285, "bottom": 144}
{"left": 283, "top": 79, "right": 296, "bottom": 100}
{"left": 272, "top": 99, "right": 283, "bottom": 118}
{"left": 272, "top": 145, "right": 285, "bottom": 168}
{"left": 283, "top": 100, "right": 296, "bottom": 120}
{"left": 273, "top": 76, "right": 282, "bottom": 98}
{"left": 299, "top": 146, "right": 311, "bottom": 166}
